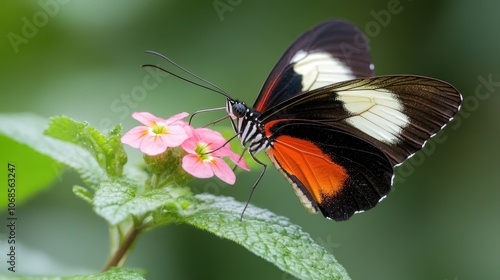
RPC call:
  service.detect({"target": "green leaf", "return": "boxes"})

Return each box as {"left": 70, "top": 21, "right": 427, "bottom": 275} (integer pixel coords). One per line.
{"left": 73, "top": 185, "right": 93, "bottom": 205}
{"left": 93, "top": 180, "right": 192, "bottom": 225}
{"left": 93, "top": 180, "right": 349, "bottom": 279}
{"left": 0, "top": 134, "right": 61, "bottom": 208}
{"left": 45, "top": 116, "right": 127, "bottom": 177}
{"left": 0, "top": 267, "right": 146, "bottom": 280}
{"left": 68, "top": 267, "right": 146, "bottom": 280}
{"left": 0, "top": 113, "right": 106, "bottom": 187}
{"left": 176, "top": 194, "right": 350, "bottom": 280}
{"left": 106, "top": 124, "right": 128, "bottom": 177}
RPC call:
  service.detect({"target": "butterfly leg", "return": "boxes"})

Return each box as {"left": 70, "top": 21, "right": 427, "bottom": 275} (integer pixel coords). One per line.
{"left": 232, "top": 148, "right": 247, "bottom": 172}
{"left": 203, "top": 134, "right": 239, "bottom": 155}
{"left": 240, "top": 152, "right": 267, "bottom": 221}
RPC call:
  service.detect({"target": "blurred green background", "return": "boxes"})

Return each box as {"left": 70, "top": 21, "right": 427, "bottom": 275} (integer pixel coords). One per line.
{"left": 1, "top": 0, "right": 499, "bottom": 279}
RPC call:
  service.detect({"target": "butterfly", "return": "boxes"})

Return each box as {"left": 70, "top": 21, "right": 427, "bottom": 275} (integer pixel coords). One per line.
{"left": 223, "top": 19, "right": 462, "bottom": 221}
{"left": 145, "top": 19, "right": 462, "bottom": 221}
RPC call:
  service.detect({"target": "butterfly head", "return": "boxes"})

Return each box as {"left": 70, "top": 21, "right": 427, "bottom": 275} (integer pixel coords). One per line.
{"left": 226, "top": 99, "right": 248, "bottom": 119}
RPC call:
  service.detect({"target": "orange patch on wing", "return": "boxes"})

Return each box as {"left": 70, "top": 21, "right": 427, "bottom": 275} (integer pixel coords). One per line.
{"left": 267, "top": 135, "right": 348, "bottom": 204}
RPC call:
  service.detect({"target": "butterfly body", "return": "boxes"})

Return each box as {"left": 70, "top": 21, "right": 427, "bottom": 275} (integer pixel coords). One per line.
{"left": 226, "top": 99, "right": 269, "bottom": 155}
{"left": 224, "top": 20, "right": 462, "bottom": 221}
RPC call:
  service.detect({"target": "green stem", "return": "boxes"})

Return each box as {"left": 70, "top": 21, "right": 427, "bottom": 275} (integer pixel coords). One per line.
{"left": 101, "top": 226, "right": 141, "bottom": 272}
{"left": 107, "top": 226, "right": 120, "bottom": 263}
{"left": 158, "top": 176, "right": 174, "bottom": 189}
{"left": 151, "top": 172, "right": 165, "bottom": 189}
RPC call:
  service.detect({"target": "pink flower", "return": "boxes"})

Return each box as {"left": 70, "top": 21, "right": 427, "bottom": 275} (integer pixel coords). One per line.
{"left": 121, "top": 112, "right": 190, "bottom": 155}
{"left": 181, "top": 128, "right": 249, "bottom": 185}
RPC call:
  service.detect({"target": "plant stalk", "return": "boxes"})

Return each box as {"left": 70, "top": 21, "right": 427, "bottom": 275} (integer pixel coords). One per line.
{"left": 101, "top": 226, "right": 141, "bottom": 272}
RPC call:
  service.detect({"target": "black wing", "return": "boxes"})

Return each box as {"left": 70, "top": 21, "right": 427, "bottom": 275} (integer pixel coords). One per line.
{"left": 262, "top": 76, "right": 461, "bottom": 220}
{"left": 253, "top": 19, "right": 373, "bottom": 112}
{"left": 264, "top": 120, "right": 393, "bottom": 221}
{"left": 261, "top": 75, "right": 462, "bottom": 167}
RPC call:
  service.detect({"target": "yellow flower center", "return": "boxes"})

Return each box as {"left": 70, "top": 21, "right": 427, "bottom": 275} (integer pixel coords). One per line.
{"left": 195, "top": 142, "right": 213, "bottom": 161}
{"left": 150, "top": 122, "right": 167, "bottom": 135}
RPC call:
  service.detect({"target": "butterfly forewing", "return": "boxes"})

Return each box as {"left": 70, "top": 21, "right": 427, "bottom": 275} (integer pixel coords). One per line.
{"left": 254, "top": 20, "right": 373, "bottom": 112}
{"left": 261, "top": 76, "right": 462, "bottom": 166}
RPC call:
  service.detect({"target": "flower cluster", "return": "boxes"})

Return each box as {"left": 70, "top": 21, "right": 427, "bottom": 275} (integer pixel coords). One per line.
{"left": 121, "top": 112, "right": 248, "bottom": 184}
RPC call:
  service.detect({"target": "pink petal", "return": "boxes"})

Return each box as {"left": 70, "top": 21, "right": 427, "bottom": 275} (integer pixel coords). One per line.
{"left": 211, "top": 157, "right": 236, "bottom": 184}
{"left": 183, "top": 124, "right": 195, "bottom": 138}
{"left": 209, "top": 143, "right": 232, "bottom": 157}
{"left": 162, "top": 124, "right": 189, "bottom": 147}
{"left": 121, "top": 126, "right": 149, "bottom": 148}
{"left": 139, "top": 134, "right": 168, "bottom": 155}
{"left": 180, "top": 137, "right": 198, "bottom": 154}
{"left": 193, "top": 128, "right": 227, "bottom": 147}
{"left": 227, "top": 151, "right": 250, "bottom": 171}
{"left": 132, "top": 112, "right": 164, "bottom": 126}
{"left": 165, "top": 112, "right": 189, "bottom": 124}
{"left": 182, "top": 154, "right": 214, "bottom": 178}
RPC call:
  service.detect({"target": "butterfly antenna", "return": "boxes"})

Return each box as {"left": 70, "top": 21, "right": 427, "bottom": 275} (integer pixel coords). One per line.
{"left": 240, "top": 153, "right": 267, "bottom": 222}
{"left": 143, "top": 50, "right": 231, "bottom": 99}
{"left": 188, "top": 107, "right": 226, "bottom": 125}
{"left": 141, "top": 63, "right": 229, "bottom": 97}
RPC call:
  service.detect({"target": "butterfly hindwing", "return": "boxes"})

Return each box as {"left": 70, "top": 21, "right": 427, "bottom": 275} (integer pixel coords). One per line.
{"left": 264, "top": 120, "right": 393, "bottom": 221}
{"left": 254, "top": 20, "right": 373, "bottom": 112}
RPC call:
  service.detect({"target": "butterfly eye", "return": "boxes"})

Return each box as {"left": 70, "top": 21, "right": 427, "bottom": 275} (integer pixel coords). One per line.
{"left": 232, "top": 103, "right": 247, "bottom": 118}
